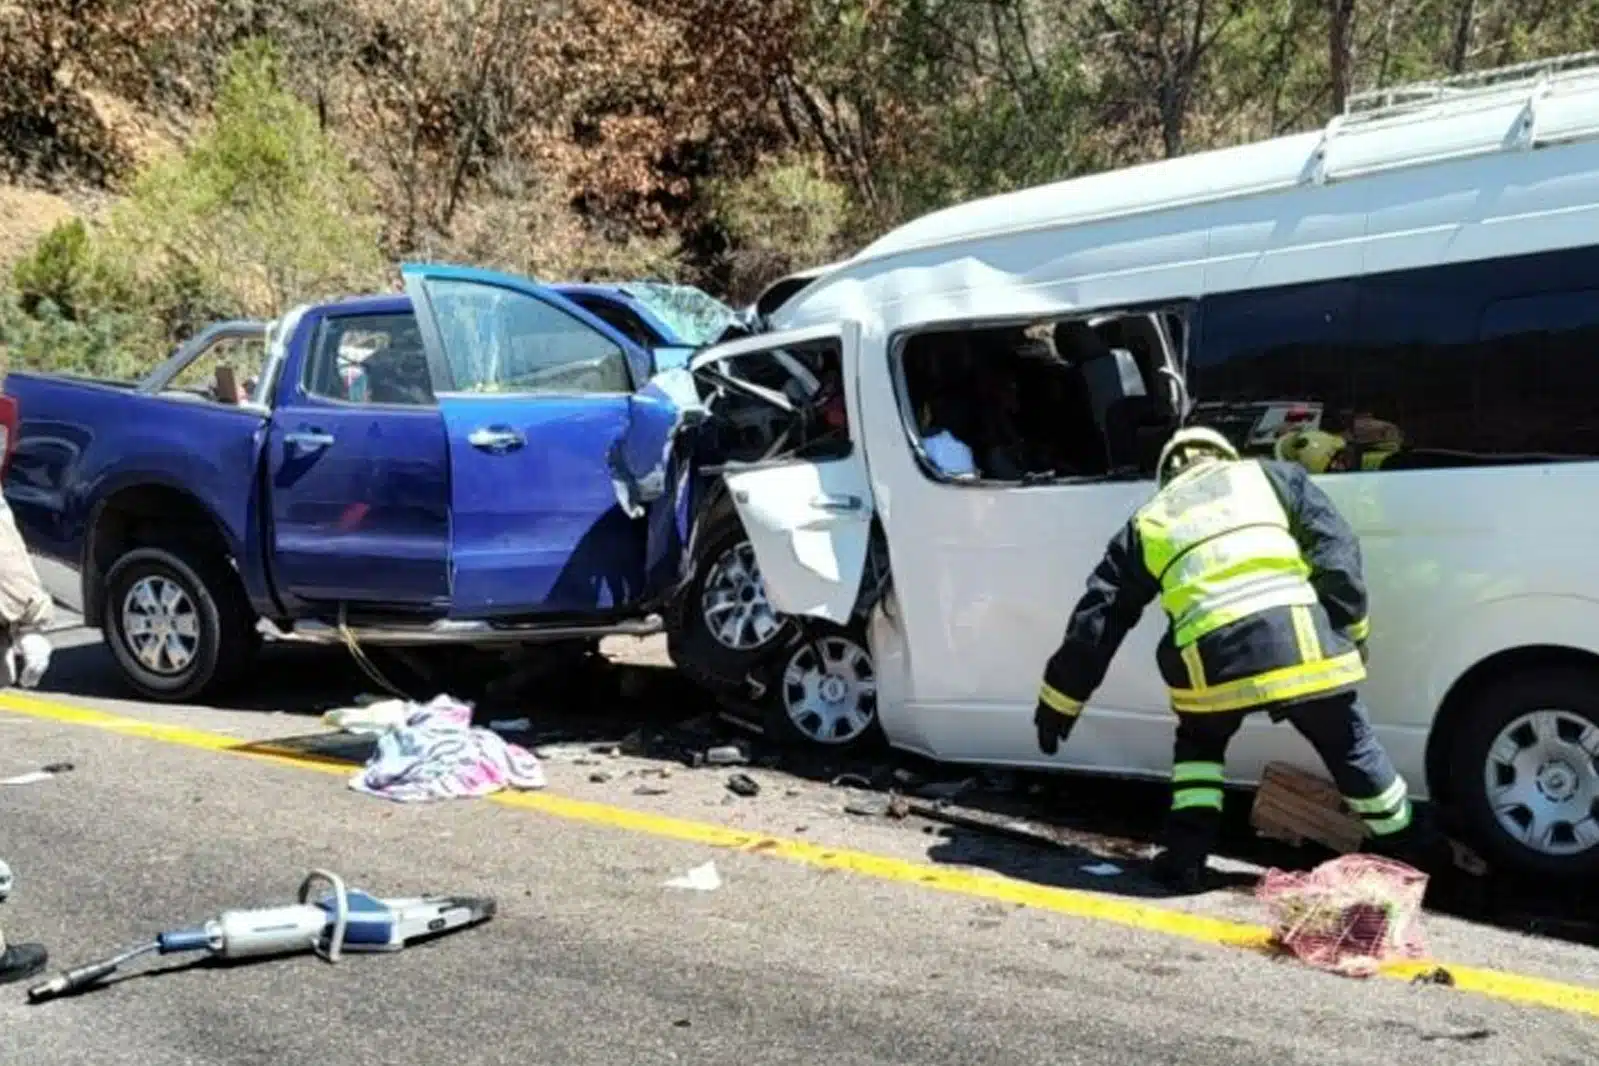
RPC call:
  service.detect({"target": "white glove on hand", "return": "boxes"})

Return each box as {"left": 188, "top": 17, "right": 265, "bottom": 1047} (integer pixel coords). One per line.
{"left": 14, "top": 632, "right": 51, "bottom": 688}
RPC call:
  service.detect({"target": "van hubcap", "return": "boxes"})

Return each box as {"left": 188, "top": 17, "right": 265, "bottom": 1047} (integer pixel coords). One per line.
{"left": 122, "top": 576, "right": 200, "bottom": 676}
{"left": 782, "top": 635, "right": 876, "bottom": 745}
{"left": 701, "top": 542, "right": 781, "bottom": 651}
{"left": 1484, "top": 709, "right": 1599, "bottom": 856}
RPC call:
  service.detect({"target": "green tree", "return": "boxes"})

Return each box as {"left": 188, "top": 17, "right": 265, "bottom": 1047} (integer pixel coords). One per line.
{"left": 100, "top": 39, "right": 386, "bottom": 331}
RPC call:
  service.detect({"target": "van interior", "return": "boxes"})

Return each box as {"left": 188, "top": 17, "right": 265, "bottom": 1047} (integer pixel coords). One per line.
{"left": 896, "top": 309, "right": 1188, "bottom": 484}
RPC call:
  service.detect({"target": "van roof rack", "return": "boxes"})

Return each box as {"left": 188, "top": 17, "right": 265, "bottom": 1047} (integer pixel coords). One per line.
{"left": 1344, "top": 49, "right": 1599, "bottom": 121}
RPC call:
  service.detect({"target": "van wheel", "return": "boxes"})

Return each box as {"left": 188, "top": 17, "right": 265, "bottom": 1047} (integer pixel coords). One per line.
{"left": 1448, "top": 669, "right": 1599, "bottom": 880}
{"left": 667, "top": 516, "right": 795, "bottom": 693}
{"left": 102, "top": 546, "right": 258, "bottom": 703}
{"left": 758, "top": 621, "right": 883, "bottom": 751}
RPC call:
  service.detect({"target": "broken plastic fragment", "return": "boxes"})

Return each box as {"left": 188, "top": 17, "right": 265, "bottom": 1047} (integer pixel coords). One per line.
{"left": 664, "top": 861, "right": 722, "bottom": 892}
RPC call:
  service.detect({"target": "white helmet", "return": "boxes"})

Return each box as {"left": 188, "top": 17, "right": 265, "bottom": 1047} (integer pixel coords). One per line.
{"left": 1157, "top": 426, "right": 1239, "bottom": 485}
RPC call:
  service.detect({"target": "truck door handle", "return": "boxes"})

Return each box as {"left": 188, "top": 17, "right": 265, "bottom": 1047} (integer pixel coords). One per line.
{"left": 810, "top": 493, "right": 862, "bottom": 512}
{"left": 284, "top": 430, "right": 335, "bottom": 451}
{"left": 468, "top": 426, "right": 525, "bottom": 453}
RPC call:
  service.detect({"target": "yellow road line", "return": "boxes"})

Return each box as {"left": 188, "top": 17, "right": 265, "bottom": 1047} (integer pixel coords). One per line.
{"left": 2, "top": 690, "right": 1595, "bottom": 1019}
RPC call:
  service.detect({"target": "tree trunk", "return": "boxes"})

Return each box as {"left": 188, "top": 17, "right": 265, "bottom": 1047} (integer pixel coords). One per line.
{"left": 1328, "top": 0, "right": 1357, "bottom": 114}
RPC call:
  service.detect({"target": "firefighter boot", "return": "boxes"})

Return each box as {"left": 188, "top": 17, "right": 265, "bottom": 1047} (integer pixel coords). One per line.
{"left": 0, "top": 859, "right": 48, "bottom": 985}
{"left": 1147, "top": 814, "right": 1217, "bottom": 895}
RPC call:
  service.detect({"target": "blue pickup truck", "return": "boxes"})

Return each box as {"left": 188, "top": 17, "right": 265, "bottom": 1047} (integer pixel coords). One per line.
{"left": 2, "top": 264, "right": 881, "bottom": 749}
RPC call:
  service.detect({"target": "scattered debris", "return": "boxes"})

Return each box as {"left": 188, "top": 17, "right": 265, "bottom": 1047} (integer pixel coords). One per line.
{"left": 1250, "top": 762, "right": 1367, "bottom": 854}
{"left": 1082, "top": 863, "right": 1123, "bottom": 877}
{"left": 672, "top": 1018, "right": 692, "bottom": 1029}
{"left": 1420, "top": 1027, "right": 1492, "bottom": 1042}
{"left": 1447, "top": 840, "right": 1490, "bottom": 878}
{"left": 914, "top": 777, "right": 978, "bottom": 802}
{"left": 488, "top": 718, "right": 531, "bottom": 733}
{"left": 634, "top": 783, "right": 671, "bottom": 797}
{"left": 589, "top": 771, "right": 614, "bottom": 784}
{"left": 664, "top": 861, "right": 722, "bottom": 892}
{"left": 0, "top": 771, "right": 52, "bottom": 787}
{"left": 909, "top": 803, "right": 1064, "bottom": 851}
{"left": 1258, "top": 855, "right": 1428, "bottom": 977}
{"left": 706, "top": 744, "right": 749, "bottom": 766}
{"left": 591, "top": 743, "right": 622, "bottom": 758}
{"left": 726, "top": 773, "right": 761, "bottom": 798}
{"left": 533, "top": 743, "right": 593, "bottom": 763}
{"left": 619, "top": 730, "right": 649, "bottom": 757}
{"left": 846, "top": 794, "right": 911, "bottom": 819}
{"left": 830, "top": 773, "right": 873, "bottom": 789}
{"left": 323, "top": 698, "right": 413, "bottom": 736}
{"left": 0, "top": 762, "right": 73, "bottom": 786}
{"left": 1409, "top": 966, "right": 1455, "bottom": 987}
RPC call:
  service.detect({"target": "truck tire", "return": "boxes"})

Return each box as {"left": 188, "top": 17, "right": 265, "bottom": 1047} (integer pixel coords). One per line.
{"left": 666, "top": 514, "right": 797, "bottom": 695}
{"left": 1447, "top": 667, "right": 1599, "bottom": 881}
{"left": 101, "top": 546, "right": 259, "bottom": 703}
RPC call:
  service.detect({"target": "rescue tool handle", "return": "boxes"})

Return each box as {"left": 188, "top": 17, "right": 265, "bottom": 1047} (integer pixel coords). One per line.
{"left": 810, "top": 493, "right": 862, "bottom": 512}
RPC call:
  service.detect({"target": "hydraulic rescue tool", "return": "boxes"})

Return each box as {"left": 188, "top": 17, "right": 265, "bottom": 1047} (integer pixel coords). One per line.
{"left": 27, "top": 870, "right": 494, "bottom": 1003}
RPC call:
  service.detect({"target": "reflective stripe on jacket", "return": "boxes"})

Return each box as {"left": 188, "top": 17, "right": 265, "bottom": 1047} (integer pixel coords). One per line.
{"left": 1039, "top": 458, "right": 1369, "bottom": 716}
{"left": 1135, "top": 460, "right": 1318, "bottom": 647}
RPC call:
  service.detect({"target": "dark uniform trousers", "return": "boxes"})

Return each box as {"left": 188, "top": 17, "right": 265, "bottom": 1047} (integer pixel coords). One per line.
{"left": 1168, "top": 689, "right": 1413, "bottom": 857}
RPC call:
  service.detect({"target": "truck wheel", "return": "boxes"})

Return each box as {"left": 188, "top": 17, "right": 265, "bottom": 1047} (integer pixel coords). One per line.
{"left": 1447, "top": 668, "right": 1599, "bottom": 881}
{"left": 755, "top": 620, "right": 884, "bottom": 751}
{"left": 102, "top": 546, "right": 258, "bottom": 703}
{"left": 667, "top": 515, "right": 796, "bottom": 694}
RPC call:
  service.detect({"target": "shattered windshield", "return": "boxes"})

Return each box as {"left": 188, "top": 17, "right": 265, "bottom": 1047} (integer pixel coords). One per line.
{"left": 623, "top": 283, "right": 737, "bottom": 347}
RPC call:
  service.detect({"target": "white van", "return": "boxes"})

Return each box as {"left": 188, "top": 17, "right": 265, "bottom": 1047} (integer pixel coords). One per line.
{"left": 688, "top": 53, "right": 1599, "bottom": 882}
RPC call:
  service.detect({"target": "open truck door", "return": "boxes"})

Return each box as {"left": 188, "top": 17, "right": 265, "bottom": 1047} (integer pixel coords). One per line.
{"left": 401, "top": 264, "right": 675, "bottom": 617}
{"left": 690, "top": 323, "right": 873, "bottom": 623}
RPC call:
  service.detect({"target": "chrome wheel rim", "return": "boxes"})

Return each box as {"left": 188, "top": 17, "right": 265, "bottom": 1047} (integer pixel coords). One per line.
{"left": 121, "top": 576, "right": 201, "bottom": 676}
{"left": 700, "top": 541, "right": 782, "bottom": 651}
{"left": 782, "top": 634, "right": 877, "bottom": 745}
{"left": 1484, "top": 709, "right": 1599, "bottom": 857}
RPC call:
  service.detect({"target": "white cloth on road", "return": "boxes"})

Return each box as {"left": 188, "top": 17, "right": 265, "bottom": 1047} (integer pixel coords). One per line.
{"left": 348, "top": 694, "right": 546, "bottom": 803}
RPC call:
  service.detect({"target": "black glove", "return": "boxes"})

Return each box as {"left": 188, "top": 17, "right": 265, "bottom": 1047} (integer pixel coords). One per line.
{"left": 1035, "top": 701, "right": 1079, "bottom": 756}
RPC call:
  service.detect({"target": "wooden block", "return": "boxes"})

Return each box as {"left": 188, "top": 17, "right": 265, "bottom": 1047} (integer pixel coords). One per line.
{"left": 1251, "top": 762, "right": 1368, "bottom": 853}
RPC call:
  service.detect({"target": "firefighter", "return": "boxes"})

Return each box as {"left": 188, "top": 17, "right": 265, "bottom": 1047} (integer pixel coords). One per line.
{"left": 0, "top": 493, "right": 53, "bottom": 984}
{"left": 1032, "top": 426, "right": 1431, "bottom": 891}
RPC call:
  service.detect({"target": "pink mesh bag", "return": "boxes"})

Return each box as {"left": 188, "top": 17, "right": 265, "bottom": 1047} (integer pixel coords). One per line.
{"left": 1257, "top": 854, "right": 1429, "bottom": 977}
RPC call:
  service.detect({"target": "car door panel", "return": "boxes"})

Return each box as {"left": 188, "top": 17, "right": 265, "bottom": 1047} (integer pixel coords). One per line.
{"left": 266, "top": 308, "right": 451, "bottom": 609}
{"left": 691, "top": 323, "right": 871, "bottom": 623}
{"left": 402, "top": 264, "right": 666, "bottom": 618}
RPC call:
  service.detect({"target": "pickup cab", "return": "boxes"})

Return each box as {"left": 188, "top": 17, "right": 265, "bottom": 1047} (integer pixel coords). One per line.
{"left": 3, "top": 265, "right": 704, "bottom": 701}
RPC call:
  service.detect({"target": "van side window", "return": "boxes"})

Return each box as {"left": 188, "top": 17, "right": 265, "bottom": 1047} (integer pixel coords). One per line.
{"left": 695, "top": 338, "right": 851, "bottom": 465}
{"left": 1184, "top": 280, "right": 1358, "bottom": 469}
{"left": 893, "top": 308, "right": 1187, "bottom": 485}
{"left": 1192, "top": 267, "right": 1599, "bottom": 473}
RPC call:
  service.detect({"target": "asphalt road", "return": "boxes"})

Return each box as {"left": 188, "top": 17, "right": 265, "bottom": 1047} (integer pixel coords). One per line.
{"left": 1, "top": 568, "right": 1595, "bottom": 1065}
